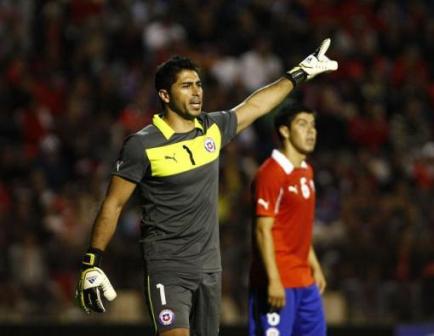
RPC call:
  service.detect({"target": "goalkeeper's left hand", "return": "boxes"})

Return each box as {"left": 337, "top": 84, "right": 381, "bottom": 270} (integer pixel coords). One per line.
{"left": 75, "top": 248, "right": 117, "bottom": 314}
{"left": 286, "top": 38, "right": 338, "bottom": 86}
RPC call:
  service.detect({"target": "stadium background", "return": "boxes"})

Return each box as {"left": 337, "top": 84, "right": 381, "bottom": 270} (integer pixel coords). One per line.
{"left": 0, "top": 0, "right": 433, "bottom": 335}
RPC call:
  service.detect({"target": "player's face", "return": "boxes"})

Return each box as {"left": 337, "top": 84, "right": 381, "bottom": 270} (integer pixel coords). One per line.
{"left": 167, "top": 69, "right": 203, "bottom": 120}
{"left": 289, "top": 112, "right": 316, "bottom": 154}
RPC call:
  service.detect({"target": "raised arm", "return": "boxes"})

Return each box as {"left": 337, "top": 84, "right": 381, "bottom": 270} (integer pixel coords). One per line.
{"left": 234, "top": 38, "right": 338, "bottom": 133}
{"left": 234, "top": 78, "right": 294, "bottom": 133}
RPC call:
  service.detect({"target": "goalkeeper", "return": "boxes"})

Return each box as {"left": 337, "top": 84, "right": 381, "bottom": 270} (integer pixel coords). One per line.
{"left": 75, "top": 39, "right": 337, "bottom": 336}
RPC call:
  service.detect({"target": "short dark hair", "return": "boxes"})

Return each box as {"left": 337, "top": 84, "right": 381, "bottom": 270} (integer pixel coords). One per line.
{"left": 274, "top": 104, "right": 315, "bottom": 140}
{"left": 154, "top": 56, "right": 200, "bottom": 92}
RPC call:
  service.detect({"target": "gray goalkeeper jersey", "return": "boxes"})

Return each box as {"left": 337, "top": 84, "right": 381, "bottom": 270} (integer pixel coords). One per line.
{"left": 112, "top": 111, "right": 237, "bottom": 273}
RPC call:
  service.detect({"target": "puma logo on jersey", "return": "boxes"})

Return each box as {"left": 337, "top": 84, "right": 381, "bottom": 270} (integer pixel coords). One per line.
{"left": 288, "top": 185, "right": 298, "bottom": 194}
{"left": 258, "top": 198, "right": 269, "bottom": 210}
{"left": 164, "top": 153, "right": 177, "bottom": 163}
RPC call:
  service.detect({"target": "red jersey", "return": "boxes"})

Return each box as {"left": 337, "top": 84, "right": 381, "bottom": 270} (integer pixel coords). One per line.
{"left": 250, "top": 149, "right": 315, "bottom": 288}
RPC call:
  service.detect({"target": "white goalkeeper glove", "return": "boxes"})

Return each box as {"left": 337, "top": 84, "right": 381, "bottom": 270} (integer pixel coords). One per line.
{"left": 75, "top": 249, "right": 117, "bottom": 314}
{"left": 286, "top": 38, "right": 338, "bottom": 86}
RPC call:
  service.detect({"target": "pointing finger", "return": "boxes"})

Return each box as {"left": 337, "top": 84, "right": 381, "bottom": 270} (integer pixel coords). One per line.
{"left": 315, "top": 38, "right": 331, "bottom": 59}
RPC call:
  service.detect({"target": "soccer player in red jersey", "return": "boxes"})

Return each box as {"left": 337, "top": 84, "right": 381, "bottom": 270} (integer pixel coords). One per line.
{"left": 249, "top": 105, "right": 327, "bottom": 336}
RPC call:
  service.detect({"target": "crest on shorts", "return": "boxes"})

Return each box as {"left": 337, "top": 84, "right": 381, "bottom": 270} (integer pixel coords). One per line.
{"left": 159, "top": 308, "right": 175, "bottom": 326}
{"left": 204, "top": 137, "right": 216, "bottom": 152}
{"left": 266, "top": 328, "right": 280, "bottom": 336}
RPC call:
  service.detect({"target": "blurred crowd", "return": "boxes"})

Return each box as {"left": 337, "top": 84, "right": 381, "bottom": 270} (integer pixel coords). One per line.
{"left": 1, "top": 0, "right": 433, "bottom": 325}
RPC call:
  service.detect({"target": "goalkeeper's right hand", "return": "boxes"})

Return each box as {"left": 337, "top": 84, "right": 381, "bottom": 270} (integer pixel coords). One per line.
{"left": 286, "top": 38, "right": 338, "bottom": 86}
{"left": 75, "top": 248, "right": 117, "bottom": 313}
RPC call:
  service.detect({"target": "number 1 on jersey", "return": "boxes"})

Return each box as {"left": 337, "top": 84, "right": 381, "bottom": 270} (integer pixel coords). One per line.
{"left": 156, "top": 283, "right": 167, "bottom": 305}
{"left": 182, "top": 145, "right": 196, "bottom": 165}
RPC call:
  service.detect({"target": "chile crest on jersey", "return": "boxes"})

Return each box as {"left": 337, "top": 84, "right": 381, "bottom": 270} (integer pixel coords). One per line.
{"left": 204, "top": 137, "right": 216, "bottom": 152}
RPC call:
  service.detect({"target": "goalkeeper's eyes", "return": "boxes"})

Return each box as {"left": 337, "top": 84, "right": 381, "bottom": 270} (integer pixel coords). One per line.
{"left": 296, "top": 120, "right": 308, "bottom": 127}
{"left": 180, "top": 81, "right": 202, "bottom": 89}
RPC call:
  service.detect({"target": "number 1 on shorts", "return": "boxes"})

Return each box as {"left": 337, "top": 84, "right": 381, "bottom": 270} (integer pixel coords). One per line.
{"left": 156, "top": 283, "right": 167, "bottom": 305}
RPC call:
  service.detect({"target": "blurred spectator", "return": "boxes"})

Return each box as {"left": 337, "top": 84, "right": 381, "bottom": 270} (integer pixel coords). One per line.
{"left": 238, "top": 35, "right": 283, "bottom": 91}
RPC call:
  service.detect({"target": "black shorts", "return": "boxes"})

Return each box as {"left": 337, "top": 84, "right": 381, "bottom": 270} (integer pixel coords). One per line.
{"left": 145, "top": 270, "right": 221, "bottom": 335}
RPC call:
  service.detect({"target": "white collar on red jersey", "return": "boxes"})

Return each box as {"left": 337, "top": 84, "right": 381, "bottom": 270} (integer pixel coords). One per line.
{"left": 271, "top": 149, "right": 308, "bottom": 174}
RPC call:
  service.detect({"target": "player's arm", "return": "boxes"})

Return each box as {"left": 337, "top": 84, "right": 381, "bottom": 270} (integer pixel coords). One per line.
{"left": 75, "top": 176, "right": 137, "bottom": 314}
{"left": 234, "top": 78, "right": 294, "bottom": 133}
{"left": 308, "top": 245, "right": 327, "bottom": 294}
{"left": 233, "top": 38, "right": 338, "bottom": 133}
{"left": 90, "top": 175, "right": 137, "bottom": 250}
{"left": 255, "top": 216, "right": 286, "bottom": 309}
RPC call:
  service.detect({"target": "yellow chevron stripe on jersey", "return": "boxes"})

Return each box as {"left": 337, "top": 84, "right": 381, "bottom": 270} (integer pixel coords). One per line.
{"left": 146, "top": 123, "right": 221, "bottom": 177}
{"left": 152, "top": 114, "right": 204, "bottom": 140}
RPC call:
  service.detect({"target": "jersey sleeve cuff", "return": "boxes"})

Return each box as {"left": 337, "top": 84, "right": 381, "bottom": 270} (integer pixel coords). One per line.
{"left": 111, "top": 172, "right": 141, "bottom": 184}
